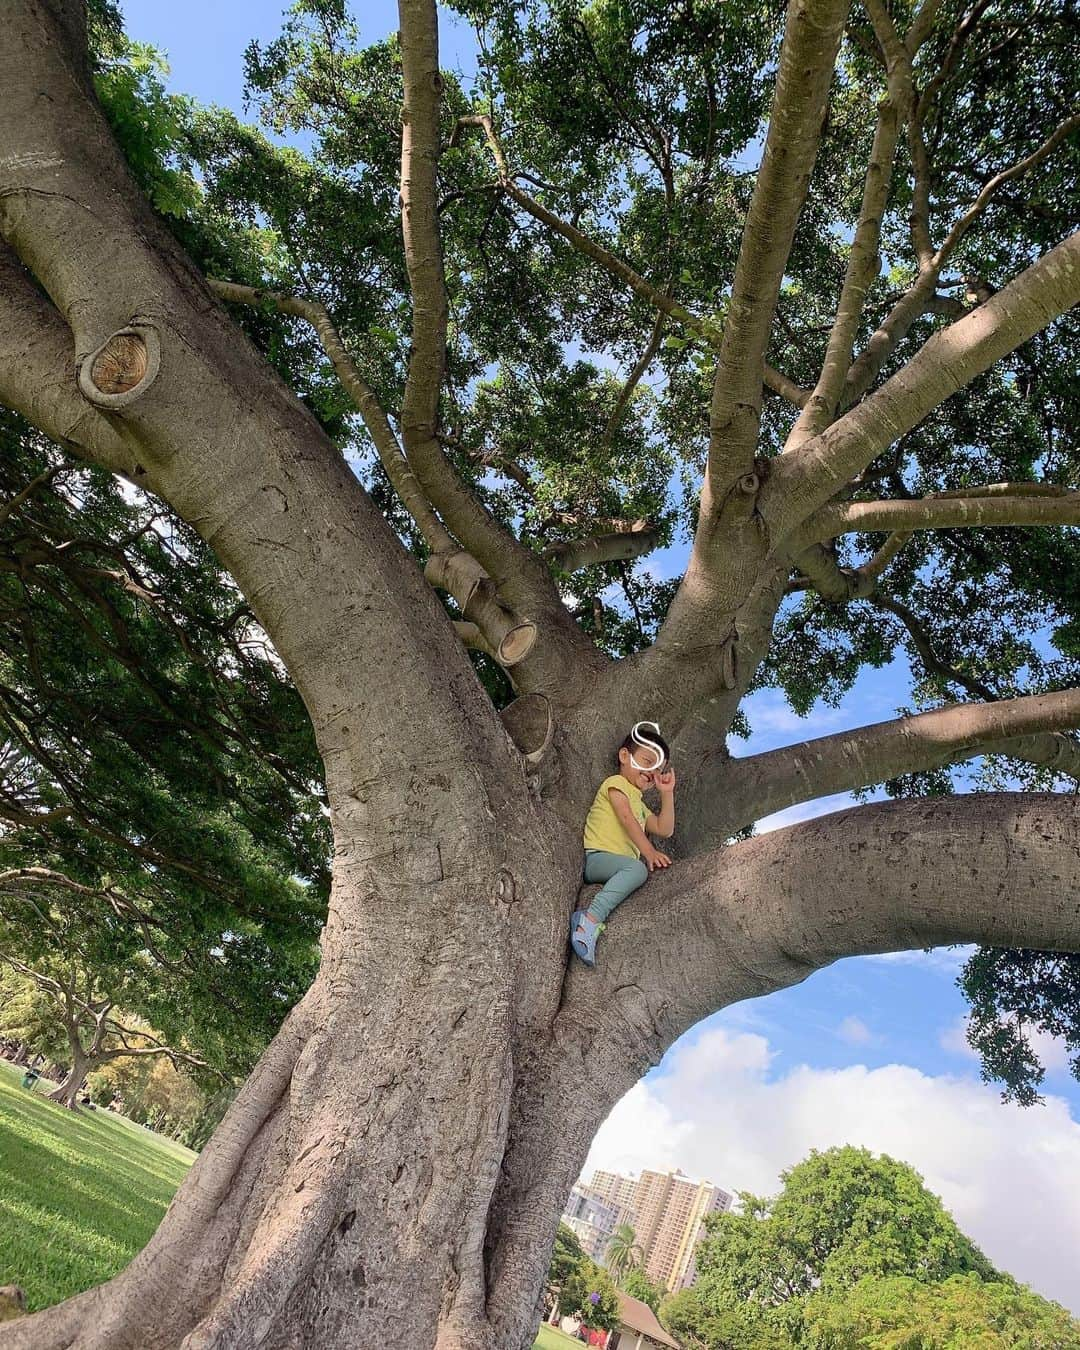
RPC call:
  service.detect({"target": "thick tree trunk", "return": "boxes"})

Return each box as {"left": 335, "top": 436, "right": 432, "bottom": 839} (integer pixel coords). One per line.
{"left": 2, "top": 839, "right": 601, "bottom": 1350}
{"left": 4, "top": 807, "right": 1080, "bottom": 1350}
{"left": 46, "top": 1054, "right": 88, "bottom": 1111}
{"left": 46, "top": 1015, "right": 91, "bottom": 1111}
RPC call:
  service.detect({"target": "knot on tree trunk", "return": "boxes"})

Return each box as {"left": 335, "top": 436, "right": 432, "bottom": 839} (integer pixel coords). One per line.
{"left": 78, "top": 322, "right": 161, "bottom": 409}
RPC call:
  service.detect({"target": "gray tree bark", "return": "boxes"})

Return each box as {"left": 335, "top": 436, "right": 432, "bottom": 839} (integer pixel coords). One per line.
{"left": 46, "top": 1049, "right": 88, "bottom": 1111}
{"left": 1, "top": 0, "right": 1079, "bottom": 1347}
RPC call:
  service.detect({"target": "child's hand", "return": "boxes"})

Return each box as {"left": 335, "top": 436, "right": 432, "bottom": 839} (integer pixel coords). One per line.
{"left": 644, "top": 847, "right": 672, "bottom": 871}
{"left": 655, "top": 768, "right": 676, "bottom": 793}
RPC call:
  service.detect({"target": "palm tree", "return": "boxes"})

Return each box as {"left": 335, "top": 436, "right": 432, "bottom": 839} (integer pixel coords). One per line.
{"left": 605, "top": 1222, "right": 644, "bottom": 1284}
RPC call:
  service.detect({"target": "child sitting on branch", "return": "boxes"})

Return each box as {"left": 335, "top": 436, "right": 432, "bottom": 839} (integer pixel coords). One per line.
{"left": 571, "top": 721, "right": 676, "bottom": 966}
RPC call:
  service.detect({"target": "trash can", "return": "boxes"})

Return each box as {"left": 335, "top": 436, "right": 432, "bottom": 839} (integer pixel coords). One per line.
{"left": 20, "top": 1068, "right": 40, "bottom": 1090}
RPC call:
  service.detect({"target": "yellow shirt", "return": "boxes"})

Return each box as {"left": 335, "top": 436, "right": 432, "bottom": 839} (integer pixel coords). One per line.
{"left": 583, "top": 775, "right": 648, "bottom": 859}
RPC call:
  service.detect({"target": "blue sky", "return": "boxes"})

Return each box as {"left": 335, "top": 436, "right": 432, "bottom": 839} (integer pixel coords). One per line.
{"left": 117, "top": 0, "right": 1080, "bottom": 1311}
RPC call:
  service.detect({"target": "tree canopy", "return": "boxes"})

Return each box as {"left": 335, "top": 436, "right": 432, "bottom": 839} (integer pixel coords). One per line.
{"left": 0, "top": 410, "right": 327, "bottom": 1074}
{"left": 621, "top": 1265, "right": 665, "bottom": 1313}
{"left": 547, "top": 1222, "right": 587, "bottom": 1297}
{"left": 660, "top": 1147, "right": 1079, "bottom": 1348}
{"left": 804, "top": 1272, "right": 1080, "bottom": 1349}
{"left": 557, "top": 1257, "right": 621, "bottom": 1334}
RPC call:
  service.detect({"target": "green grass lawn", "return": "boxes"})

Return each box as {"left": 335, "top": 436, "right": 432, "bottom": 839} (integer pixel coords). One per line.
{"left": 0, "top": 1060, "right": 195, "bottom": 1311}
{"left": 535, "top": 1325, "right": 587, "bottom": 1348}
{"left": 0, "top": 1064, "right": 569, "bottom": 1343}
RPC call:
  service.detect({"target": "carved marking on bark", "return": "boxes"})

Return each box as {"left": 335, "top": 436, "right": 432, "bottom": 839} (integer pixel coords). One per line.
{"left": 495, "top": 868, "right": 518, "bottom": 908}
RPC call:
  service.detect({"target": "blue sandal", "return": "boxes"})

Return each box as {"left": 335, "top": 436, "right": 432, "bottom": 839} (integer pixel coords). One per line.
{"left": 570, "top": 910, "right": 603, "bottom": 967}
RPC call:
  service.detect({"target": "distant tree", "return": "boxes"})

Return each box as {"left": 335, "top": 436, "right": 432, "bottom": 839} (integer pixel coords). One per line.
{"left": 660, "top": 1287, "right": 788, "bottom": 1350}
{"left": 0, "top": 421, "right": 329, "bottom": 1050}
{"left": 621, "top": 1265, "right": 665, "bottom": 1313}
{"left": 558, "top": 1259, "right": 621, "bottom": 1334}
{"left": 606, "top": 1222, "right": 645, "bottom": 1284}
{"left": 545, "top": 1222, "right": 587, "bottom": 1316}
{"left": 0, "top": 964, "right": 69, "bottom": 1065}
{"left": 0, "top": 858, "right": 317, "bottom": 1093}
{"left": 679, "top": 1147, "right": 997, "bottom": 1345}
{"left": 0, "top": 958, "right": 208, "bottom": 1109}
{"left": 802, "top": 1272, "right": 1080, "bottom": 1348}
{"left": 695, "top": 1147, "right": 994, "bottom": 1300}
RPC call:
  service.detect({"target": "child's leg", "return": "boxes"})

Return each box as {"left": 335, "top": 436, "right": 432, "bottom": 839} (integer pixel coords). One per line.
{"left": 582, "top": 850, "right": 650, "bottom": 923}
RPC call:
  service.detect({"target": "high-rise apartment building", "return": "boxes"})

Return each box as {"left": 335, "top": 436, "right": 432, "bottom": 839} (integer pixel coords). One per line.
{"left": 562, "top": 1185, "right": 622, "bottom": 1263}
{"left": 671, "top": 1183, "right": 732, "bottom": 1291}
{"left": 588, "top": 1168, "right": 639, "bottom": 1219}
{"left": 585, "top": 1167, "right": 732, "bottom": 1292}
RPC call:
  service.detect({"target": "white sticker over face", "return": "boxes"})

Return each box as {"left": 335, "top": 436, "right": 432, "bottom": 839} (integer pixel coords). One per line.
{"left": 629, "top": 721, "right": 665, "bottom": 773}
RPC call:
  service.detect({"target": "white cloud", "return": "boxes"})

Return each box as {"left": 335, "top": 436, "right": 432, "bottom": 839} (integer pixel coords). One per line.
{"left": 837, "top": 1015, "right": 878, "bottom": 1046}
{"left": 585, "top": 1028, "right": 1080, "bottom": 1314}
{"left": 1029, "top": 1027, "right": 1073, "bottom": 1074}
{"left": 742, "top": 691, "right": 850, "bottom": 739}
{"left": 939, "top": 1016, "right": 979, "bottom": 1060}
{"left": 867, "top": 946, "right": 975, "bottom": 975}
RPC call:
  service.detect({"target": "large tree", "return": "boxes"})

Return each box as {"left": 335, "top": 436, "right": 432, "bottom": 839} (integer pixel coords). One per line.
{"left": 0, "top": 956, "right": 207, "bottom": 1110}
{"left": 659, "top": 1149, "right": 1080, "bottom": 1347}
{"left": 660, "top": 1146, "right": 996, "bottom": 1345}
{"left": 1, "top": 0, "right": 1079, "bottom": 1347}
{"left": 803, "top": 1273, "right": 1080, "bottom": 1348}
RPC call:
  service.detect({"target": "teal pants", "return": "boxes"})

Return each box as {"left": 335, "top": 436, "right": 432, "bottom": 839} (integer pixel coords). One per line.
{"left": 584, "top": 849, "right": 649, "bottom": 923}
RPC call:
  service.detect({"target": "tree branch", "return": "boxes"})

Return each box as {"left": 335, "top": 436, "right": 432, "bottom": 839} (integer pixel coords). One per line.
{"left": 798, "top": 485, "right": 1080, "bottom": 544}
{"left": 563, "top": 793, "right": 1080, "bottom": 1060}
{"left": 788, "top": 541, "right": 873, "bottom": 601}
{"left": 544, "top": 525, "right": 661, "bottom": 573}
{"left": 0, "top": 951, "right": 69, "bottom": 1000}
{"left": 785, "top": 0, "right": 913, "bottom": 448}
{"left": 97, "top": 1015, "right": 210, "bottom": 1072}
{"left": 205, "top": 279, "right": 450, "bottom": 552}
{"left": 933, "top": 112, "right": 1080, "bottom": 274}
{"left": 206, "top": 278, "right": 538, "bottom": 666}
{"left": 842, "top": 112, "right": 1080, "bottom": 407}
{"left": 704, "top": 0, "right": 851, "bottom": 500}
{"left": 766, "top": 230, "right": 1080, "bottom": 535}
{"left": 395, "top": 12, "right": 604, "bottom": 688}
{"left": 905, "top": 0, "right": 945, "bottom": 55}
{"left": 870, "top": 593, "right": 997, "bottom": 701}
{"left": 716, "top": 688, "right": 1080, "bottom": 842}
{"left": 600, "top": 308, "right": 667, "bottom": 451}
{"left": 791, "top": 482, "right": 1077, "bottom": 596}
{"left": 0, "top": 866, "right": 115, "bottom": 902}
{"left": 395, "top": 4, "right": 557, "bottom": 611}
{"left": 0, "top": 465, "right": 62, "bottom": 527}
{"left": 0, "top": 246, "right": 137, "bottom": 478}
{"left": 639, "top": 0, "right": 852, "bottom": 667}
{"left": 452, "top": 620, "right": 496, "bottom": 659}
